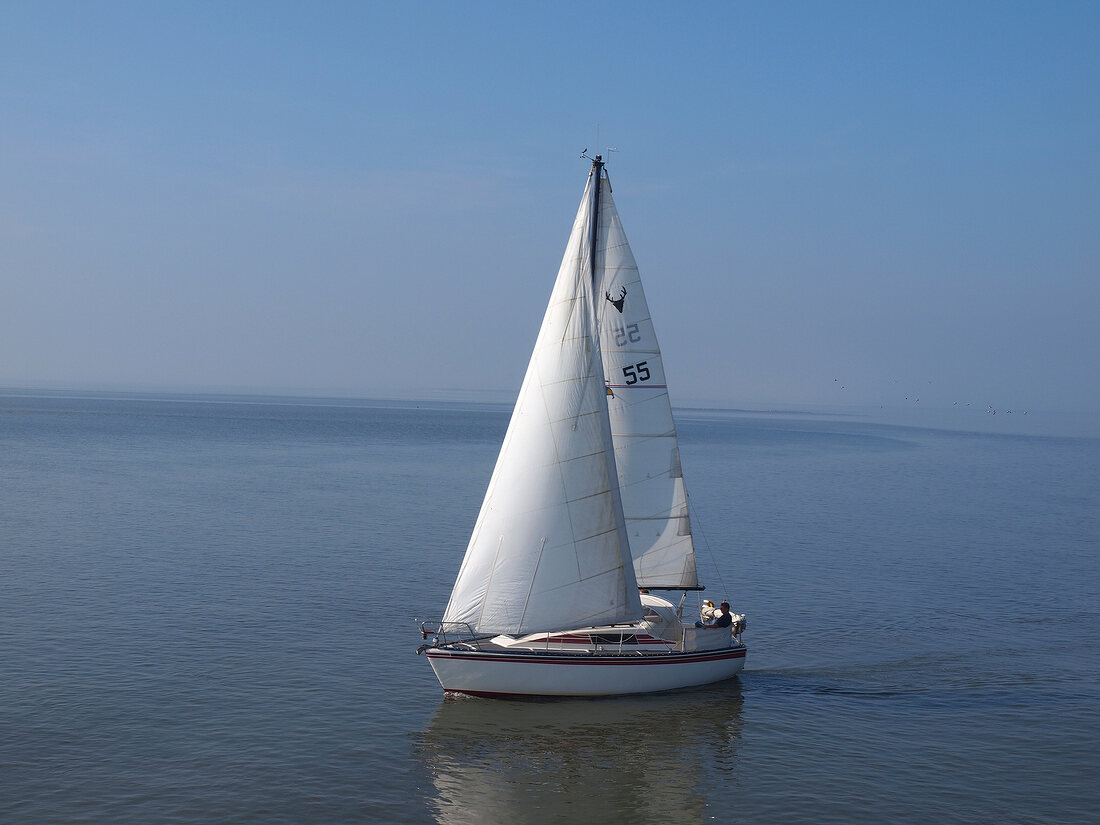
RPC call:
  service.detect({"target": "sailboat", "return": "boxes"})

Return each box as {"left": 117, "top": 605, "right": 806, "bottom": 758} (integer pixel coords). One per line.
{"left": 417, "top": 155, "right": 746, "bottom": 697}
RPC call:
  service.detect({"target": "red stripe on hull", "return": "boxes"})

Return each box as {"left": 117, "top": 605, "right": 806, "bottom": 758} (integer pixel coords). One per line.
{"left": 425, "top": 648, "right": 747, "bottom": 667}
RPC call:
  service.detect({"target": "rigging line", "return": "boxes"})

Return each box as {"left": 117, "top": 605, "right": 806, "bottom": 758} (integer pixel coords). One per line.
{"left": 685, "top": 491, "right": 731, "bottom": 601}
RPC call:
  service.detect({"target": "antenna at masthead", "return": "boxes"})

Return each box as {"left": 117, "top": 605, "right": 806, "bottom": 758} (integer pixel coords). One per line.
{"left": 580, "top": 148, "right": 604, "bottom": 167}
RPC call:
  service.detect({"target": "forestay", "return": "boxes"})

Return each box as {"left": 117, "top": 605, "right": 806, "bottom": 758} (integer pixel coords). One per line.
{"left": 442, "top": 169, "right": 642, "bottom": 636}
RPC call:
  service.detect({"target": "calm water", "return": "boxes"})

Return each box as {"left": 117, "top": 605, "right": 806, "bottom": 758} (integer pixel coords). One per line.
{"left": 2, "top": 392, "right": 1097, "bottom": 824}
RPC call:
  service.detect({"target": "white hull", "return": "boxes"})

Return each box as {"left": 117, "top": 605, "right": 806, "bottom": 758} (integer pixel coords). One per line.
{"left": 425, "top": 645, "right": 746, "bottom": 698}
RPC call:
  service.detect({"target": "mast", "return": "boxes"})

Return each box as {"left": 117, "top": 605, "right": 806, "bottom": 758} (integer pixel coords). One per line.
{"left": 585, "top": 156, "right": 638, "bottom": 607}
{"left": 587, "top": 154, "right": 640, "bottom": 603}
{"left": 588, "top": 155, "right": 603, "bottom": 289}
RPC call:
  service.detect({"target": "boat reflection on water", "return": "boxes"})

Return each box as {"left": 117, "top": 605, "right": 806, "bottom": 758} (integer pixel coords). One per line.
{"left": 416, "top": 682, "right": 744, "bottom": 825}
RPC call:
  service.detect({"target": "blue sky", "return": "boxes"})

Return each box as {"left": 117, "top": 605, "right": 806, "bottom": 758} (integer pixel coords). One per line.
{"left": 2, "top": 2, "right": 1097, "bottom": 427}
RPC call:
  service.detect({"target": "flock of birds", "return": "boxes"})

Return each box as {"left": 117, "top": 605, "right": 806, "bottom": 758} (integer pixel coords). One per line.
{"left": 832, "top": 377, "right": 1029, "bottom": 416}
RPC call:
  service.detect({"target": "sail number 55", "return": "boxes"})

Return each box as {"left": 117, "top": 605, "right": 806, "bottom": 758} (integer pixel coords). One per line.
{"left": 622, "top": 361, "right": 650, "bottom": 385}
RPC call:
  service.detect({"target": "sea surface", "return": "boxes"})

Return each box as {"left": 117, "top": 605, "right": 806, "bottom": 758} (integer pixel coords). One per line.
{"left": 2, "top": 391, "right": 1097, "bottom": 824}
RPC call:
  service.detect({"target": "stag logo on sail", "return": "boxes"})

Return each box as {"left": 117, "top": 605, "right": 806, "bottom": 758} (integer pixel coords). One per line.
{"left": 605, "top": 286, "right": 627, "bottom": 313}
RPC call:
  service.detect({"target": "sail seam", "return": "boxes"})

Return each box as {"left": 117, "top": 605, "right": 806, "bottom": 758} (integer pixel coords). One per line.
{"left": 515, "top": 536, "right": 548, "bottom": 633}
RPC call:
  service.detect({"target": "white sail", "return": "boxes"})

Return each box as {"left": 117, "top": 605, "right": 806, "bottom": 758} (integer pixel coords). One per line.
{"left": 442, "top": 170, "right": 642, "bottom": 636}
{"left": 594, "top": 180, "right": 700, "bottom": 589}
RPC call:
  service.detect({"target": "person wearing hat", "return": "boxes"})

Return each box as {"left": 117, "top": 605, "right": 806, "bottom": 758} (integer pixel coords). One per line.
{"left": 695, "top": 601, "right": 733, "bottom": 629}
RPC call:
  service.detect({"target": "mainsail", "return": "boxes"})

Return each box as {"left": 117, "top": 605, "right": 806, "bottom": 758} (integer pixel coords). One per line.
{"left": 442, "top": 164, "right": 642, "bottom": 636}
{"left": 594, "top": 181, "right": 700, "bottom": 590}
